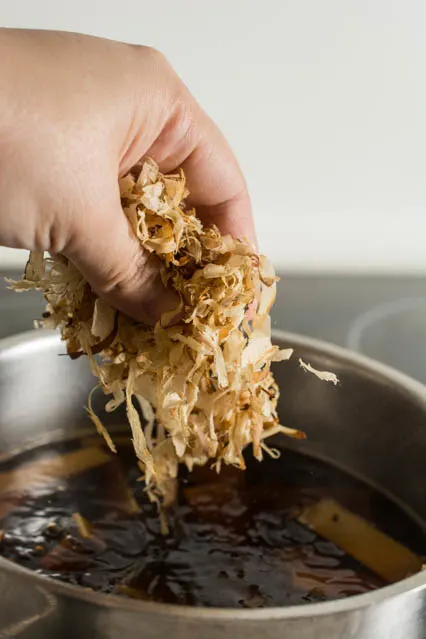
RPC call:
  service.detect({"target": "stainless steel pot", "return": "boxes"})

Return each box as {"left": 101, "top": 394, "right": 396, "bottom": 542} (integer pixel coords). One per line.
{"left": 0, "top": 329, "right": 425, "bottom": 639}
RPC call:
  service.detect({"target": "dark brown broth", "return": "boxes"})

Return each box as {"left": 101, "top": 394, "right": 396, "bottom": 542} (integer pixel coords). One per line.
{"left": 0, "top": 434, "right": 424, "bottom": 608}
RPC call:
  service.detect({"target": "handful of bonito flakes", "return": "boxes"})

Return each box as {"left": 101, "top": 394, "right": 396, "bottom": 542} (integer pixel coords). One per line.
{"left": 11, "top": 160, "right": 336, "bottom": 511}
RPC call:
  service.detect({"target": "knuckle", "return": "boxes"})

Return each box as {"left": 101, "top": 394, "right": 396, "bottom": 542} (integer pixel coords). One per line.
{"left": 131, "top": 44, "right": 181, "bottom": 95}
{"left": 131, "top": 44, "right": 169, "bottom": 70}
{"left": 96, "top": 247, "right": 155, "bottom": 299}
{"left": 143, "top": 45, "right": 168, "bottom": 65}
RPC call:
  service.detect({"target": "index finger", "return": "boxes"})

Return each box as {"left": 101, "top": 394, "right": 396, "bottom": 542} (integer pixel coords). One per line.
{"left": 148, "top": 93, "right": 257, "bottom": 249}
{"left": 181, "top": 114, "right": 256, "bottom": 248}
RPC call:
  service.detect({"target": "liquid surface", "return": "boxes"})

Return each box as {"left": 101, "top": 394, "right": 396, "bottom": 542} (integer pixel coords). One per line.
{"left": 0, "top": 434, "right": 424, "bottom": 608}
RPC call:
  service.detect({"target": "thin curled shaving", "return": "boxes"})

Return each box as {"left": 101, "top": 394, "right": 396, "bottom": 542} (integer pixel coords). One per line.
{"left": 299, "top": 358, "right": 340, "bottom": 385}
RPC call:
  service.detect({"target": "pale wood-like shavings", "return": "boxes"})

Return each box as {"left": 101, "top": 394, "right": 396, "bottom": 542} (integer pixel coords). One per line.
{"left": 92, "top": 299, "right": 116, "bottom": 340}
{"left": 299, "top": 358, "right": 340, "bottom": 385}
{"left": 10, "top": 158, "right": 336, "bottom": 505}
{"left": 86, "top": 386, "right": 117, "bottom": 454}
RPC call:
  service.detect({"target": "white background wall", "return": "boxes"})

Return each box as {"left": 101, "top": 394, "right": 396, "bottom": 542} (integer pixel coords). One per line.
{"left": 1, "top": 0, "right": 426, "bottom": 273}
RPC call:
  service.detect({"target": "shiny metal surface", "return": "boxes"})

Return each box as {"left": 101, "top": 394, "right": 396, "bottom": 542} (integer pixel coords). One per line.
{"left": 0, "top": 329, "right": 426, "bottom": 638}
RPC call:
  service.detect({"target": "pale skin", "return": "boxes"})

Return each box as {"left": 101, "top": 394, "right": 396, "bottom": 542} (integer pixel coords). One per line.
{"left": 0, "top": 29, "right": 256, "bottom": 324}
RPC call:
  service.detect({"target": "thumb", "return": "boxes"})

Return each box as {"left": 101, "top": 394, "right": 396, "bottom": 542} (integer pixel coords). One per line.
{"left": 63, "top": 189, "right": 179, "bottom": 325}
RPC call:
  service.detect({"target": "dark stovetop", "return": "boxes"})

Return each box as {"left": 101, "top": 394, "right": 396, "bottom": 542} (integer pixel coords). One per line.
{"left": 1, "top": 270, "right": 426, "bottom": 383}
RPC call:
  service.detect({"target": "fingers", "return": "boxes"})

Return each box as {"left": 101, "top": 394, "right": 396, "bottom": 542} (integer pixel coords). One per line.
{"left": 63, "top": 186, "right": 179, "bottom": 325}
{"left": 164, "top": 106, "right": 257, "bottom": 248}
{"left": 180, "top": 122, "right": 257, "bottom": 249}
{"left": 129, "top": 52, "right": 258, "bottom": 250}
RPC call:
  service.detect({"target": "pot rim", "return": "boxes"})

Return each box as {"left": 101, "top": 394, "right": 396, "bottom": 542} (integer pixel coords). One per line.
{"left": 0, "top": 328, "right": 425, "bottom": 621}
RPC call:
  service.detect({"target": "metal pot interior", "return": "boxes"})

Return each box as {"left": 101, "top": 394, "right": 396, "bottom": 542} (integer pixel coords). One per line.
{"left": 1, "top": 329, "right": 425, "bottom": 521}
{"left": 0, "top": 328, "right": 426, "bottom": 638}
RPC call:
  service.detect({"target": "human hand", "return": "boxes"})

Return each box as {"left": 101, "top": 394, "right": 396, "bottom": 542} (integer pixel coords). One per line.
{"left": 0, "top": 29, "right": 256, "bottom": 323}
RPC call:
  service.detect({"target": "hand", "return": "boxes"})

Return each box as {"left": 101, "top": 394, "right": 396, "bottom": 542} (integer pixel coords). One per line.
{"left": 0, "top": 29, "right": 256, "bottom": 323}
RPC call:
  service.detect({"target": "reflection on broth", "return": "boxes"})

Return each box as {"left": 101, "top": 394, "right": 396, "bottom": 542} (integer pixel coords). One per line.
{"left": 0, "top": 434, "right": 424, "bottom": 608}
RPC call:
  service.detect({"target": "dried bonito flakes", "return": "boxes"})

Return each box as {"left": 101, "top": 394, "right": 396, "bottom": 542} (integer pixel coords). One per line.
{"left": 10, "top": 159, "right": 331, "bottom": 506}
